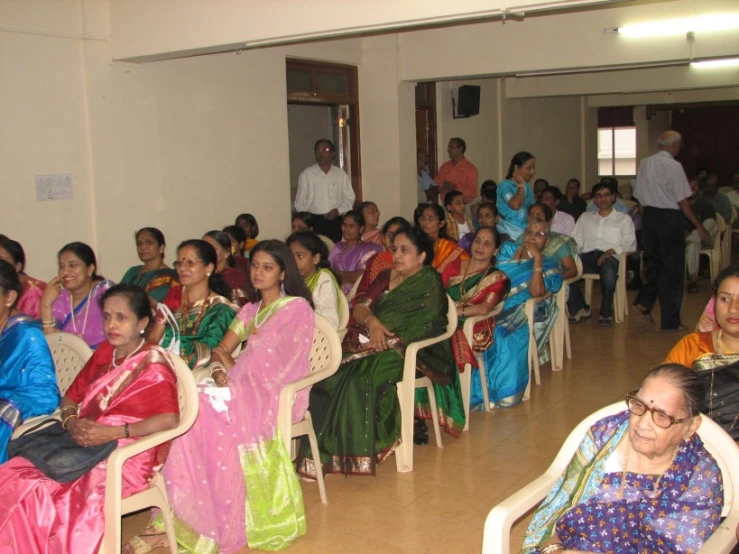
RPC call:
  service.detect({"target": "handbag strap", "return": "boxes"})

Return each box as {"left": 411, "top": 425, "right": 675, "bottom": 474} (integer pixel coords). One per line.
{"left": 158, "top": 302, "right": 181, "bottom": 345}
{"left": 15, "top": 418, "right": 61, "bottom": 438}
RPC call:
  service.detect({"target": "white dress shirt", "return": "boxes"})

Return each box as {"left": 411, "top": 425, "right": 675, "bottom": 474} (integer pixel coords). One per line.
{"left": 550, "top": 210, "right": 576, "bottom": 236}
{"left": 294, "top": 164, "right": 356, "bottom": 215}
{"left": 572, "top": 209, "right": 637, "bottom": 255}
{"left": 633, "top": 150, "right": 691, "bottom": 210}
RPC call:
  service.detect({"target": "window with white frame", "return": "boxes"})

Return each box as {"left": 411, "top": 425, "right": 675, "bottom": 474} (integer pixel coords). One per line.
{"left": 597, "top": 127, "right": 636, "bottom": 176}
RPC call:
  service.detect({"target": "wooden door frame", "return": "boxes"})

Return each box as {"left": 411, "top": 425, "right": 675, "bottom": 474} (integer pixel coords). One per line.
{"left": 286, "top": 59, "right": 362, "bottom": 204}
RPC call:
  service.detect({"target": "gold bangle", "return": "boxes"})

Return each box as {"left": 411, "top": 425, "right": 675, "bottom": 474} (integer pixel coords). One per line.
{"left": 60, "top": 405, "right": 77, "bottom": 416}
{"left": 533, "top": 266, "right": 543, "bottom": 273}
{"left": 62, "top": 414, "right": 78, "bottom": 430}
{"left": 41, "top": 319, "right": 55, "bottom": 325}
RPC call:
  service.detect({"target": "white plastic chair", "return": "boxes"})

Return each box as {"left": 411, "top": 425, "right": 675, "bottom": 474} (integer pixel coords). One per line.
{"left": 98, "top": 352, "right": 199, "bottom": 554}
{"left": 583, "top": 251, "right": 631, "bottom": 324}
{"left": 700, "top": 213, "right": 726, "bottom": 283}
{"left": 337, "top": 291, "right": 350, "bottom": 341}
{"left": 459, "top": 303, "right": 503, "bottom": 430}
{"left": 721, "top": 209, "right": 735, "bottom": 270}
{"left": 13, "top": 332, "right": 93, "bottom": 439}
{"left": 522, "top": 294, "right": 557, "bottom": 400}
{"left": 395, "top": 295, "right": 457, "bottom": 473}
{"left": 277, "top": 313, "right": 342, "bottom": 505}
{"left": 345, "top": 275, "right": 362, "bottom": 302}
{"left": 319, "top": 235, "right": 335, "bottom": 252}
{"left": 550, "top": 256, "right": 583, "bottom": 372}
{"left": 481, "top": 401, "right": 739, "bottom": 554}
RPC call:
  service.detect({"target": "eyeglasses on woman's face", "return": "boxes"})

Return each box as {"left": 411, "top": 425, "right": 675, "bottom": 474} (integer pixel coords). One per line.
{"left": 625, "top": 393, "right": 692, "bottom": 429}
{"left": 173, "top": 260, "right": 204, "bottom": 270}
{"left": 524, "top": 229, "right": 547, "bottom": 239}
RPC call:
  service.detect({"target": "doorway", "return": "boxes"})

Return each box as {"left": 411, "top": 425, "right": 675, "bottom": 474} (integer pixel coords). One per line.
{"left": 415, "top": 82, "right": 437, "bottom": 175}
{"left": 286, "top": 59, "right": 361, "bottom": 207}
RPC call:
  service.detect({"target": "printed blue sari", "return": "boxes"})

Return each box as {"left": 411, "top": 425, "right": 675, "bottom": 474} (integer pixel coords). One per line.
{"left": 0, "top": 314, "right": 60, "bottom": 462}
{"left": 470, "top": 257, "right": 562, "bottom": 408}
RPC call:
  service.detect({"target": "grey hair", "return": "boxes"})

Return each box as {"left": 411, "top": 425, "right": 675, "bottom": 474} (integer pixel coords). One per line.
{"left": 528, "top": 219, "right": 550, "bottom": 234}
{"left": 658, "top": 130, "right": 682, "bottom": 149}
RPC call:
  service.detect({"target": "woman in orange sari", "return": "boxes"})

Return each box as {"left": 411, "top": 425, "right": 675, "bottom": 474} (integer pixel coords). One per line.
{"left": 414, "top": 204, "right": 469, "bottom": 273}
{"left": 441, "top": 227, "right": 509, "bottom": 372}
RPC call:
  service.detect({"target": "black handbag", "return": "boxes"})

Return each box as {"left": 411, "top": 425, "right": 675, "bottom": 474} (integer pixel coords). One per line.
{"left": 7, "top": 419, "right": 117, "bottom": 483}
{"left": 697, "top": 363, "right": 739, "bottom": 441}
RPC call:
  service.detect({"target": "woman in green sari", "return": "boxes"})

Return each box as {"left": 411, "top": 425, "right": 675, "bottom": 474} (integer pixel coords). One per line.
{"left": 147, "top": 239, "right": 237, "bottom": 369}
{"left": 120, "top": 228, "right": 179, "bottom": 302}
{"left": 296, "top": 228, "right": 458, "bottom": 476}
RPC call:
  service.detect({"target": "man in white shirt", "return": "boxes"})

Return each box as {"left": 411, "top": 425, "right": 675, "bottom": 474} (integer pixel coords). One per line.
{"left": 633, "top": 131, "right": 710, "bottom": 330}
{"left": 541, "top": 186, "right": 575, "bottom": 236}
{"left": 568, "top": 182, "right": 637, "bottom": 326}
{"left": 294, "top": 139, "right": 356, "bottom": 242}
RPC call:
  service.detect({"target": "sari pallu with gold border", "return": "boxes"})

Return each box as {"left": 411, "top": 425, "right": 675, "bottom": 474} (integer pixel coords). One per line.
{"left": 120, "top": 265, "right": 179, "bottom": 303}
{"left": 523, "top": 411, "right": 723, "bottom": 554}
{"left": 442, "top": 257, "right": 510, "bottom": 372}
{"left": 160, "top": 287, "right": 238, "bottom": 369}
{"left": 296, "top": 265, "right": 461, "bottom": 476}
{"left": 0, "top": 342, "right": 179, "bottom": 554}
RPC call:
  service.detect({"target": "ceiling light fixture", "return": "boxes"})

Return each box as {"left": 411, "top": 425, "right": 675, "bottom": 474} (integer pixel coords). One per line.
{"left": 617, "top": 13, "right": 739, "bottom": 38}
{"left": 690, "top": 57, "right": 739, "bottom": 69}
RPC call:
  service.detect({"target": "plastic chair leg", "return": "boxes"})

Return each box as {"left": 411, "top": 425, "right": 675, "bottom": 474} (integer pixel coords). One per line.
{"left": 564, "top": 317, "right": 572, "bottom": 359}
{"left": 476, "top": 354, "right": 491, "bottom": 412}
{"left": 460, "top": 363, "right": 471, "bottom": 431}
{"left": 394, "top": 381, "right": 414, "bottom": 472}
{"left": 419, "top": 379, "right": 443, "bottom": 448}
{"left": 304, "top": 413, "right": 328, "bottom": 505}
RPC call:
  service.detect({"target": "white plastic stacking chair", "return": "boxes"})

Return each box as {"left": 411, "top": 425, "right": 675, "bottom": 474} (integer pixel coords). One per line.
{"left": 550, "top": 256, "right": 583, "bottom": 372}
{"left": 700, "top": 213, "right": 725, "bottom": 283}
{"left": 337, "top": 291, "right": 350, "bottom": 341}
{"left": 721, "top": 209, "right": 735, "bottom": 270}
{"left": 481, "top": 401, "right": 739, "bottom": 554}
{"left": 583, "top": 251, "right": 631, "bottom": 324}
{"left": 99, "top": 353, "right": 199, "bottom": 554}
{"left": 522, "top": 294, "right": 557, "bottom": 400}
{"left": 277, "top": 314, "right": 342, "bottom": 504}
{"left": 13, "top": 332, "right": 93, "bottom": 439}
{"left": 345, "top": 275, "right": 362, "bottom": 302}
{"left": 460, "top": 303, "right": 503, "bottom": 430}
{"left": 395, "top": 295, "right": 457, "bottom": 473}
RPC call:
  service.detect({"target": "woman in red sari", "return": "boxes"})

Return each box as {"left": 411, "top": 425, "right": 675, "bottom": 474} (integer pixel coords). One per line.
{"left": 441, "top": 227, "right": 509, "bottom": 372}
{"left": 0, "top": 238, "right": 47, "bottom": 318}
{"left": 0, "top": 284, "right": 180, "bottom": 554}
{"left": 354, "top": 217, "right": 411, "bottom": 301}
{"left": 203, "top": 230, "right": 253, "bottom": 307}
{"left": 414, "top": 204, "right": 469, "bottom": 273}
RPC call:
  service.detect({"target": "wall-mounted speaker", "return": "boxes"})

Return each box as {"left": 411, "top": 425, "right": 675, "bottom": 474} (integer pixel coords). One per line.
{"left": 455, "top": 85, "right": 480, "bottom": 118}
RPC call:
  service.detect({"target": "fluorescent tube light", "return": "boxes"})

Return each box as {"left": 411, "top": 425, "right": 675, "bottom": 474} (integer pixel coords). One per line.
{"left": 690, "top": 57, "right": 739, "bottom": 69}
{"left": 618, "top": 13, "right": 739, "bottom": 38}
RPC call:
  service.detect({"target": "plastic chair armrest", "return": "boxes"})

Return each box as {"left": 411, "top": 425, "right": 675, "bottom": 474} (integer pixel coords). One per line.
{"left": 462, "top": 304, "right": 503, "bottom": 343}
{"left": 699, "top": 513, "right": 739, "bottom": 554}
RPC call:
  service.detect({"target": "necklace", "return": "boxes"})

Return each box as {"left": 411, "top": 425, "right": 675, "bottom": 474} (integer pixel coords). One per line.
{"left": 112, "top": 339, "right": 146, "bottom": 368}
{"left": 178, "top": 287, "right": 209, "bottom": 336}
{"left": 619, "top": 437, "right": 677, "bottom": 500}
{"left": 459, "top": 260, "right": 491, "bottom": 303}
{"left": 69, "top": 284, "right": 94, "bottom": 338}
{"left": 715, "top": 329, "right": 738, "bottom": 354}
{"left": 135, "top": 260, "right": 165, "bottom": 285}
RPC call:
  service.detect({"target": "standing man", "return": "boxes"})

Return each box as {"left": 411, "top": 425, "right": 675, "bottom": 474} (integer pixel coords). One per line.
{"left": 434, "top": 138, "right": 479, "bottom": 204}
{"left": 634, "top": 130, "right": 711, "bottom": 330}
{"left": 294, "top": 139, "right": 355, "bottom": 242}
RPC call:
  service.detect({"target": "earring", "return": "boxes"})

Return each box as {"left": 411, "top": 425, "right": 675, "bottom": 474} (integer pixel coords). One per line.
{"left": 139, "top": 329, "right": 145, "bottom": 335}
{"left": 280, "top": 281, "right": 286, "bottom": 296}
{"left": 207, "top": 272, "right": 212, "bottom": 277}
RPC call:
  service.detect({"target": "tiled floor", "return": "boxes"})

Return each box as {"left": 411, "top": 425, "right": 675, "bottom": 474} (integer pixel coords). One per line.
{"left": 124, "top": 285, "right": 709, "bottom": 553}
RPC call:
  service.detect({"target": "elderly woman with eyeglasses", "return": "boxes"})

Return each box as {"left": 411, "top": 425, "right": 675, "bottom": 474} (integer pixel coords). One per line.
{"left": 523, "top": 363, "right": 723, "bottom": 554}
{"left": 470, "top": 219, "right": 562, "bottom": 409}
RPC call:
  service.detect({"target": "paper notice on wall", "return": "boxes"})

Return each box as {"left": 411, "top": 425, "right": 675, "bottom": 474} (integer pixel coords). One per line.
{"left": 35, "top": 173, "right": 73, "bottom": 201}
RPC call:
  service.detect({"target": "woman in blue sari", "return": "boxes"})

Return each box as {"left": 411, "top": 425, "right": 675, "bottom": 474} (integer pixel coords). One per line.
{"left": 496, "top": 152, "right": 536, "bottom": 242}
{"left": 0, "top": 260, "right": 60, "bottom": 462}
{"left": 471, "top": 220, "right": 562, "bottom": 408}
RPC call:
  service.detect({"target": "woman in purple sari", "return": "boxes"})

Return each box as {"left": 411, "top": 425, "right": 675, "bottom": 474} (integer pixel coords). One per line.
{"left": 328, "top": 210, "right": 383, "bottom": 295}
{"left": 524, "top": 364, "right": 723, "bottom": 554}
{"left": 39, "top": 242, "right": 114, "bottom": 349}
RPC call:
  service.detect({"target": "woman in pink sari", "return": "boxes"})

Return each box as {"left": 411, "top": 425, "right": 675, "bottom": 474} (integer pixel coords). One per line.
{"left": 0, "top": 238, "right": 47, "bottom": 318}
{"left": 0, "top": 284, "right": 179, "bottom": 554}
{"left": 329, "top": 209, "right": 383, "bottom": 294}
{"left": 131, "top": 239, "right": 315, "bottom": 553}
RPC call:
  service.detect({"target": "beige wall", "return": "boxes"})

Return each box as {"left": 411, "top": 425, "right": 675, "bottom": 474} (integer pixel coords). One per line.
{"left": 109, "top": 0, "right": 617, "bottom": 61}
{"left": 1, "top": 1, "right": 411, "bottom": 280}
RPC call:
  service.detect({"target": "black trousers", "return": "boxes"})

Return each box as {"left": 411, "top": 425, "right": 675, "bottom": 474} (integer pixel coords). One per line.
{"left": 635, "top": 207, "right": 686, "bottom": 329}
{"left": 311, "top": 213, "right": 343, "bottom": 243}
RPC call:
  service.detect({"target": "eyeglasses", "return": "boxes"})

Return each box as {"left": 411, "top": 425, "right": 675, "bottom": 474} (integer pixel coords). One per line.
{"left": 624, "top": 393, "right": 692, "bottom": 429}
{"left": 316, "top": 147, "right": 333, "bottom": 153}
{"left": 173, "top": 260, "right": 204, "bottom": 270}
{"left": 524, "top": 230, "right": 547, "bottom": 238}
